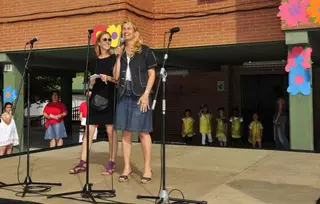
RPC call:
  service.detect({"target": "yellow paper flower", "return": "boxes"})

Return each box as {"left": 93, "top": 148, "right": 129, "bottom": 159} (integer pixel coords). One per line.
{"left": 307, "top": 0, "right": 320, "bottom": 24}
{"left": 107, "top": 24, "right": 122, "bottom": 47}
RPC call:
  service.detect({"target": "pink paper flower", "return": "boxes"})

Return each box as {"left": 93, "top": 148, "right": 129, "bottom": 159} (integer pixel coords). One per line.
{"left": 302, "top": 47, "right": 312, "bottom": 69}
{"left": 277, "top": 0, "right": 310, "bottom": 27}
{"left": 285, "top": 46, "right": 303, "bottom": 72}
{"left": 285, "top": 46, "right": 312, "bottom": 72}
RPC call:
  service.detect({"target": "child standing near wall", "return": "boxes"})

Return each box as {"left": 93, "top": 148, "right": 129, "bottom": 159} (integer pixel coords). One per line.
{"left": 216, "top": 107, "right": 228, "bottom": 147}
{"left": 199, "top": 104, "right": 213, "bottom": 146}
{"left": 229, "top": 107, "right": 243, "bottom": 147}
{"left": 181, "top": 109, "right": 194, "bottom": 145}
{"left": 79, "top": 91, "right": 97, "bottom": 143}
{"left": 248, "top": 112, "right": 263, "bottom": 148}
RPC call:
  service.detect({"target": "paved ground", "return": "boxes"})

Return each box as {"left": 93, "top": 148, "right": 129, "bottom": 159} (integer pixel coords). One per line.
{"left": 1, "top": 142, "right": 320, "bottom": 204}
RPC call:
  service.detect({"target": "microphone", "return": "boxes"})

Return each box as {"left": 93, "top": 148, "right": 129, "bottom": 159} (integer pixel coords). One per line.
{"left": 116, "top": 37, "right": 125, "bottom": 56}
{"left": 119, "top": 37, "right": 125, "bottom": 47}
{"left": 169, "top": 27, "right": 180, "bottom": 33}
{"left": 26, "top": 37, "right": 39, "bottom": 45}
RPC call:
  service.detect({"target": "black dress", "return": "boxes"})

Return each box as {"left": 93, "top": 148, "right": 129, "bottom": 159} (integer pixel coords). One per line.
{"left": 88, "top": 54, "right": 116, "bottom": 125}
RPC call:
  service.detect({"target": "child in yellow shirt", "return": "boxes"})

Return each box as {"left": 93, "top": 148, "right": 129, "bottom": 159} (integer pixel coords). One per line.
{"left": 216, "top": 107, "right": 228, "bottom": 147}
{"left": 248, "top": 112, "right": 263, "bottom": 148}
{"left": 229, "top": 107, "right": 243, "bottom": 147}
{"left": 199, "top": 104, "right": 213, "bottom": 146}
{"left": 181, "top": 109, "right": 194, "bottom": 145}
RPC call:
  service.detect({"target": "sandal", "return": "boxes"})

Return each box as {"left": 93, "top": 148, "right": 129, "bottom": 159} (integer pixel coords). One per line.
{"left": 69, "top": 160, "right": 86, "bottom": 174}
{"left": 101, "top": 161, "right": 116, "bottom": 175}
{"left": 141, "top": 170, "right": 153, "bottom": 184}
{"left": 118, "top": 170, "right": 133, "bottom": 182}
{"left": 140, "top": 177, "right": 152, "bottom": 184}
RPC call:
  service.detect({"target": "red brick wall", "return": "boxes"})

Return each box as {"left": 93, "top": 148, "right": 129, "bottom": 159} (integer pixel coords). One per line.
{"left": 152, "top": 0, "right": 284, "bottom": 48}
{"left": 0, "top": 0, "right": 126, "bottom": 50}
{"left": 0, "top": 0, "right": 155, "bottom": 50}
{"left": 0, "top": 0, "right": 284, "bottom": 51}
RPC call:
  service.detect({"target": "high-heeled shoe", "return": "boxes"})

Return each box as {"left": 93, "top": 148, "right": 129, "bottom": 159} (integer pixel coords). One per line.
{"left": 69, "top": 160, "right": 86, "bottom": 174}
{"left": 101, "top": 160, "right": 116, "bottom": 175}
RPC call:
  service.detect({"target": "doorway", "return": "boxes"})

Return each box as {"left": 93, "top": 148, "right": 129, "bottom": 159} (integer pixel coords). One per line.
{"left": 241, "top": 74, "right": 289, "bottom": 148}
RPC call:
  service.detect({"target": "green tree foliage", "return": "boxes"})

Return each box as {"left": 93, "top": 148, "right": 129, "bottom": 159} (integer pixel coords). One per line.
{"left": 27, "top": 75, "right": 60, "bottom": 107}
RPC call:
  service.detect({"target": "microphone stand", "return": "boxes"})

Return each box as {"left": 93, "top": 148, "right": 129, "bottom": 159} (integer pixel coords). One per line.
{"left": 47, "top": 29, "right": 116, "bottom": 204}
{"left": 136, "top": 32, "right": 207, "bottom": 204}
{"left": 0, "top": 42, "right": 62, "bottom": 197}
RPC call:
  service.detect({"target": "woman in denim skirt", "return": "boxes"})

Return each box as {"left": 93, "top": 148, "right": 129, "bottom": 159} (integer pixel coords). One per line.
{"left": 114, "top": 21, "right": 157, "bottom": 184}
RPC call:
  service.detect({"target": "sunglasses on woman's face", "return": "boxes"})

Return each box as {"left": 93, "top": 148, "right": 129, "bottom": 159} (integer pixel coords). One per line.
{"left": 101, "top": 38, "right": 112, "bottom": 42}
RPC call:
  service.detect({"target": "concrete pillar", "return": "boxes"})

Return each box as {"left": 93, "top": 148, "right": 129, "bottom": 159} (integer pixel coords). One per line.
{"left": 285, "top": 31, "right": 314, "bottom": 151}
{"left": 0, "top": 54, "right": 25, "bottom": 152}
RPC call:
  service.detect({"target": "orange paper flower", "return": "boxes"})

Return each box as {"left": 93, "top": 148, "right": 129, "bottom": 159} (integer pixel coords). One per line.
{"left": 307, "top": 0, "right": 320, "bottom": 24}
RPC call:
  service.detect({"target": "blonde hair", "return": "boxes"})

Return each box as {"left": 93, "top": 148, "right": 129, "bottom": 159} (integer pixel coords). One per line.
{"left": 122, "top": 21, "right": 143, "bottom": 53}
{"left": 94, "top": 31, "right": 112, "bottom": 58}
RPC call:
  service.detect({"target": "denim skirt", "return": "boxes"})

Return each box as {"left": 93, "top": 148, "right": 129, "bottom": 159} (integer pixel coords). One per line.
{"left": 44, "top": 122, "right": 67, "bottom": 140}
{"left": 115, "top": 85, "right": 153, "bottom": 133}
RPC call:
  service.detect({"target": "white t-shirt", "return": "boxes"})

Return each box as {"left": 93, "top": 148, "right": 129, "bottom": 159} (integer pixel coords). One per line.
{"left": 125, "top": 56, "right": 132, "bottom": 81}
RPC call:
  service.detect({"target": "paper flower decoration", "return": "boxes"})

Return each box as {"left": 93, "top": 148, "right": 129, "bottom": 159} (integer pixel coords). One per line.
{"left": 107, "top": 24, "right": 122, "bottom": 48}
{"left": 307, "top": 0, "right": 320, "bottom": 24}
{"left": 277, "top": 0, "right": 309, "bottom": 27}
{"left": 285, "top": 46, "right": 312, "bottom": 72}
{"left": 287, "top": 65, "right": 311, "bottom": 95}
{"left": 91, "top": 24, "right": 107, "bottom": 44}
{"left": 285, "top": 46, "right": 313, "bottom": 95}
{"left": 3, "top": 85, "right": 17, "bottom": 103}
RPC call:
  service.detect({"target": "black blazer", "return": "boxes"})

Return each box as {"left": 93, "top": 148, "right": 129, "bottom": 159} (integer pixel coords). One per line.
{"left": 118, "top": 44, "right": 158, "bottom": 97}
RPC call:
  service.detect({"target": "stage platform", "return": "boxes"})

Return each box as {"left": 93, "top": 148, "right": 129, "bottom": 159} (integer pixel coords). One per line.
{"left": 0, "top": 142, "right": 320, "bottom": 204}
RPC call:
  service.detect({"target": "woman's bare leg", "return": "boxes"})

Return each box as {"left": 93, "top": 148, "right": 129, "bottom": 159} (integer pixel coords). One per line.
{"left": 139, "top": 132, "right": 152, "bottom": 178}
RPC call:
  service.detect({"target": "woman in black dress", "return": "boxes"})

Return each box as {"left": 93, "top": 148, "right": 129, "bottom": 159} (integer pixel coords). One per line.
{"left": 69, "top": 31, "right": 118, "bottom": 175}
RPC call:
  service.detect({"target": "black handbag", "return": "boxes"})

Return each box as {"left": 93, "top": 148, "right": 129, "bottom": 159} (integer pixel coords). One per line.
{"left": 90, "top": 94, "right": 108, "bottom": 111}
{"left": 90, "top": 59, "right": 109, "bottom": 112}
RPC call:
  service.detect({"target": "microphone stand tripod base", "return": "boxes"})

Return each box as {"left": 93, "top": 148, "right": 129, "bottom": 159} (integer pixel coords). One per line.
{"left": 0, "top": 172, "right": 62, "bottom": 197}
{"left": 0, "top": 43, "right": 62, "bottom": 198}
{"left": 47, "top": 183, "right": 116, "bottom": 203}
